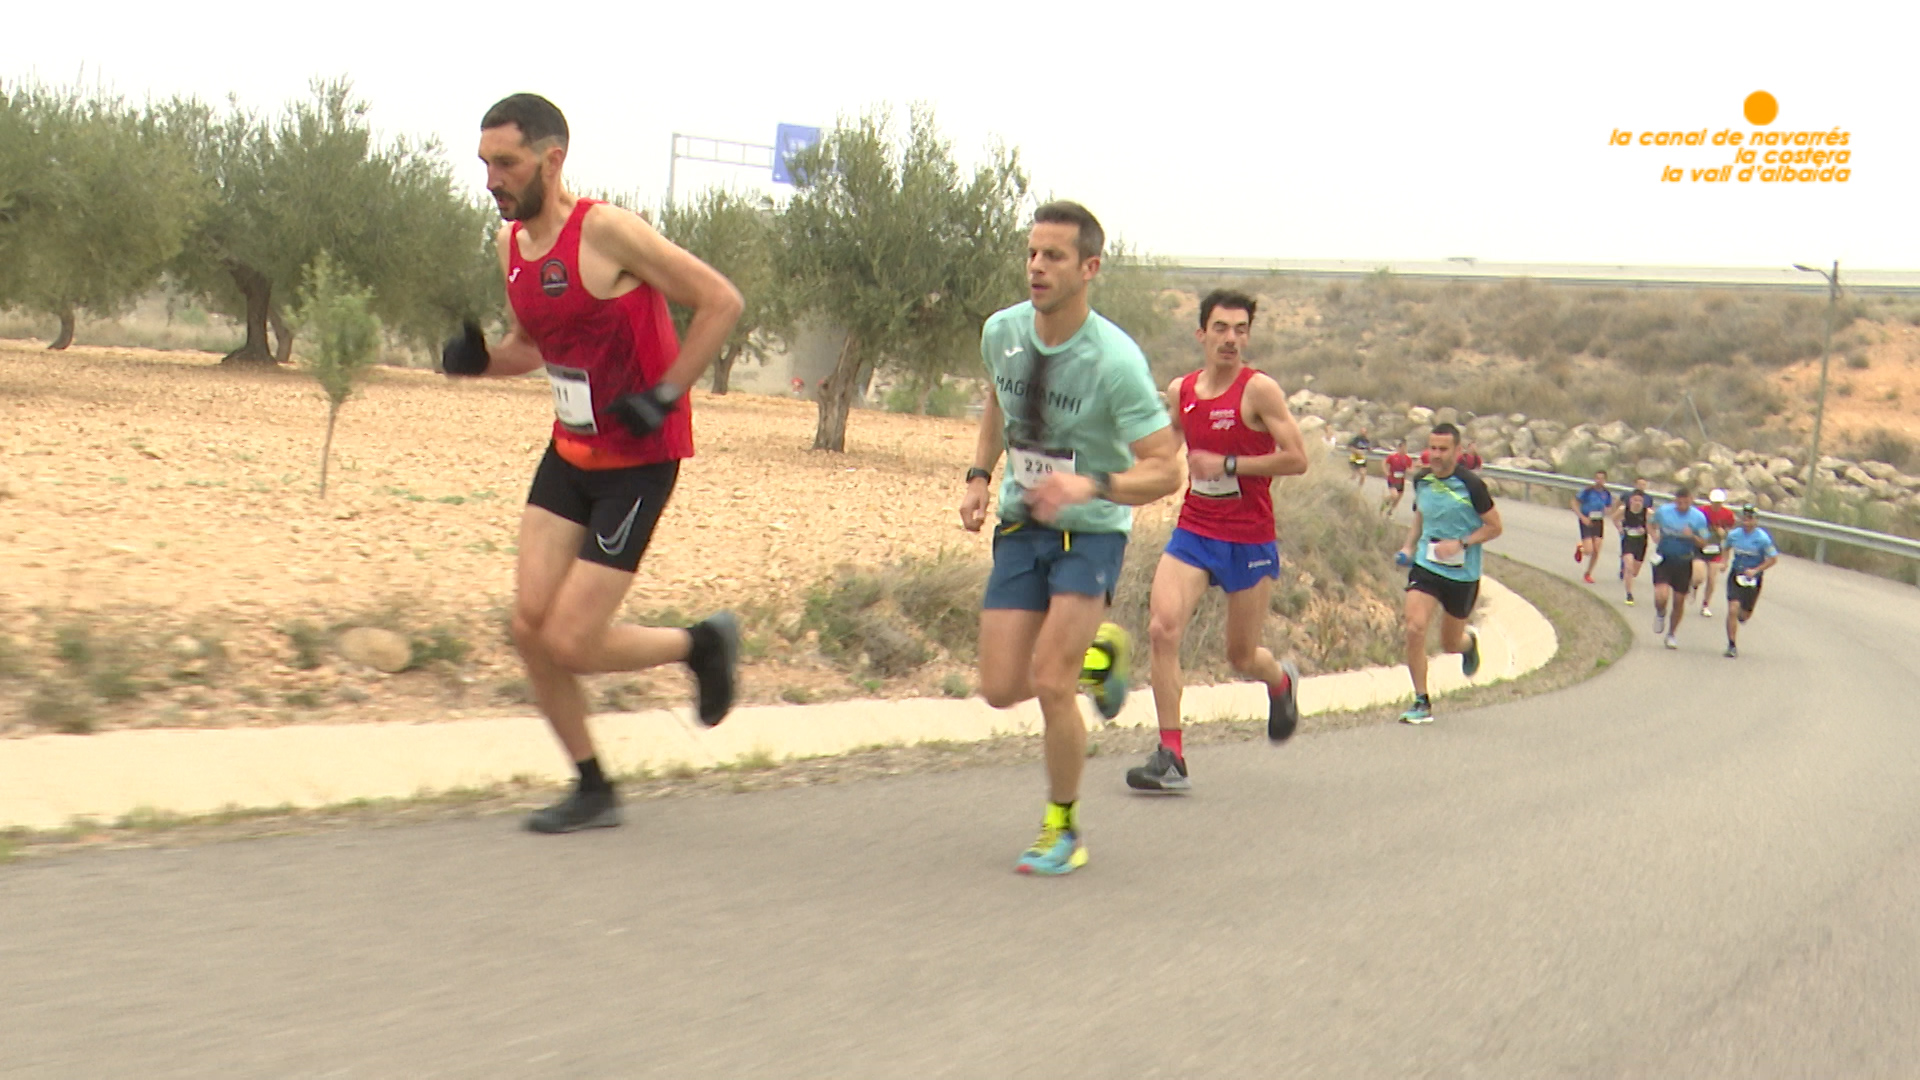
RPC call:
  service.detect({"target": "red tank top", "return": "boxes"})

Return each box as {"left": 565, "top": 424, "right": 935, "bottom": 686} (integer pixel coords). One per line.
{"left": 1175, "top": 367, "right": 1277, "bottom": 544}
{"left": 507, "top": 198, "right": 692, "bottom": 469}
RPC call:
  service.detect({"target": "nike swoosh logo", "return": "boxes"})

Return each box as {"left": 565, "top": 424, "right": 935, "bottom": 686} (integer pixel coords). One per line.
{"left": 1004, "top": 347, "right": 1021, "bottom": 357}
{"left": 596, "top": 496, "right": 646, "bottom": 556}
{"left": 509, "top": 267, "right": 521, "bottom": 282}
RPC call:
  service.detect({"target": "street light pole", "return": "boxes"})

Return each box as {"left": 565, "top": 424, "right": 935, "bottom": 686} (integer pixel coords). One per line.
{"left": 1792, "top": 260, "right": 1840, "bottom": 507}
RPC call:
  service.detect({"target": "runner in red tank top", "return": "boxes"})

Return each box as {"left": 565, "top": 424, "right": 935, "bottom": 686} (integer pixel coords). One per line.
{"left": 438, "top": 93, "right": 745, "bottom": 834}
{"left": 1124, "top": 289, "right": 1313, "bottom": 794}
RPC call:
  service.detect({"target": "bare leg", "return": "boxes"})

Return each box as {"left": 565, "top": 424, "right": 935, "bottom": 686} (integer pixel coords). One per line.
{"left": 1223, "top": 577, "right": 1287, "bottom": 687}
{"left": 978, "top": 608, "right": 1046, "bottom": 709}
{"left": 1147, "top": 555, "right": 1210, "bottom": 736}
{"left": 1404, "top": 589, "right": 1440, "bottom": 697}
{"left": 512, "top": 507, "right": 598, "bottom": 763}
{"left": 1030, "top": 594, "right": 1110, "bottom": 805}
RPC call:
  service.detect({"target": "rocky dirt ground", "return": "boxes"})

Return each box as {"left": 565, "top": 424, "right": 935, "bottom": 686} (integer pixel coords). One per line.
{"left": 0, "top": 341, "right": 1221, "bottom": 736}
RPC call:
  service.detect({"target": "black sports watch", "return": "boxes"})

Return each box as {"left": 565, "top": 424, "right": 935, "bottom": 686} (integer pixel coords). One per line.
{"left": 965, "top": 467, "right": 992, "bottom": 484}
{"left": 1088, "top": 471, "right": 1114, "bottom": 500}
{"left": 1225, "top": 455, "right": 1239, "bottom": 477}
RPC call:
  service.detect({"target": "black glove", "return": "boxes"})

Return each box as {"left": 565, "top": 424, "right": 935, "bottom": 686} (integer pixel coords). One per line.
{"left": 607, "top": 382, "right": 684, "bottom": 437}
{"left": 440, "top": 321, "right": 491, "bottom": 376}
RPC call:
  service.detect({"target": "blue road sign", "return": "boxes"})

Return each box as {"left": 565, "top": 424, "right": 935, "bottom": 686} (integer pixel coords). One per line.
{"left": 773, "top": 124, "right": 822, "bottom": 185}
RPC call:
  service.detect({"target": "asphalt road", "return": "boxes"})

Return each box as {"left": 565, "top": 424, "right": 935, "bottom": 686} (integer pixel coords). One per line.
{"left": 4, "top": 495, "right": 1918, "bottom": 1079}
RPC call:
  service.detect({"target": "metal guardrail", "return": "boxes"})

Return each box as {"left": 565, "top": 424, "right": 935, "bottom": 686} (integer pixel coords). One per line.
{"left": 1357, "top": 450, "right": 1920, "bottom": 567}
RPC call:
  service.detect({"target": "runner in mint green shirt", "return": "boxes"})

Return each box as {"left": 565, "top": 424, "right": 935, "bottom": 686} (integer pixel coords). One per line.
{"left": 957, "top": 201, "right": 1181, "bottom": 877}
{"left": 977, "top": 301, "right": 1169, "bottom": 533}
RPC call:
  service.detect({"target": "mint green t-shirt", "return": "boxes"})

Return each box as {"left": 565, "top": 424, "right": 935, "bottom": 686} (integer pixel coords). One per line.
{"left": 980, "top": 301, "right": 1169, "bottom": 534}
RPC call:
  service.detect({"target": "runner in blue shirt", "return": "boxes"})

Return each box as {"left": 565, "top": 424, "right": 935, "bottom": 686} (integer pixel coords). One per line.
{"left": 1648, "top": 488, "right": 1711, "bottom": 649}
{"left": 1720, "top": 504, "right": 1780, "bottom": 658}
{"left": 1570, "top": 470, "right": 1613, "bottom": 583}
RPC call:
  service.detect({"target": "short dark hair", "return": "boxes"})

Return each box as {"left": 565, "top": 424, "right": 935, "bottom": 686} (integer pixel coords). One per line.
{"left": 1199, "top": 289, "right": 1257, "bottom": 329}
{"left": 1673, "top": 487, "right": 1692, "bottom": 500}
{"left": 1032, "top": 200, "right": 1104, "bottom": 262}
{"left": 1430, "top": 422, "right": 1461, "bottom": 445}
{"left": 481, "top": 93, "right": 569, "bottom": 148}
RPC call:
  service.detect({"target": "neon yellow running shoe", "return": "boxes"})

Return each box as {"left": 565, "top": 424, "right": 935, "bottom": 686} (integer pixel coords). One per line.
{"left": 1079, "top": 621, "right": 1132, "bottom": 721}
{"left": 1015, "top": 824, "right": 1088, "bottom": 876}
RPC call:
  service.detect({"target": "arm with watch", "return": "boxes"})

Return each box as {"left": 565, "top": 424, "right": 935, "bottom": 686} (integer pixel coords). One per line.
{"left": 1019, "top": 425, "right": 1182, "bottom": 525}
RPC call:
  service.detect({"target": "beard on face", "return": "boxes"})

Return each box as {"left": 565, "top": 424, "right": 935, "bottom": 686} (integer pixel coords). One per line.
{"left": 493, "top": 167, "right": 547, "bottom": 222}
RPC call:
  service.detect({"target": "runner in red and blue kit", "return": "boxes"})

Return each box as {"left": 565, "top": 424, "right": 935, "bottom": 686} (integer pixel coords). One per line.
{"left": 439, "top": 93, "right": 745, "bottom": 834}
{"left": 1125, "top": 289, "right": 1310, "bottom": 793}
{"left": 1382, "top": 440, "right": 1414, "bottom": 516}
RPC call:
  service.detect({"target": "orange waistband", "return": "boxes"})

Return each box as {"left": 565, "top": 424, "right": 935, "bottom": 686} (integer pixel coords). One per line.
{"left": 553, "top": 434, "right": 673, "bottom": 471}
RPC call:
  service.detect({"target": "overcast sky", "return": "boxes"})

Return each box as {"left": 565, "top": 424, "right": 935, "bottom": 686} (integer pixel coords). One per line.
{"left": 12, "top": 0, "right": 1914, "bottom": 269}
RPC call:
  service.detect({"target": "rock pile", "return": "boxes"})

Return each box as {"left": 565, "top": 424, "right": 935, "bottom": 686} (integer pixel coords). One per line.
{"left": 1287, "top": 389, "right": 1920, "bottom": 516}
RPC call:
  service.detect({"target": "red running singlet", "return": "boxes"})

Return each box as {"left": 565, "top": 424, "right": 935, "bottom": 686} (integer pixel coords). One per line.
{"left": 507, "top": 198, "right": 693, "bottom": 470}
{"left": 1175, "top": 367, "right": 1277, "bottom": 544}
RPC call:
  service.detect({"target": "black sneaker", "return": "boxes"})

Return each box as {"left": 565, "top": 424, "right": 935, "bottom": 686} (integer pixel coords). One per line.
{"left": 525, "top": 786, "right": 621, "bottom": 833}
{"left": 1724, "top": 644, "right": 1738, "bottom": 659}
{"left": 1126, "top": 745, "right": 1190, "bottom": 792}
{"left": 686, "top": 612, "right": 740, "bottom": 726}
{"left": 1460, "top": 628, "right": 1482, "bottom": 678}
{"left": 1268, "top": 659, "right": 1301, "bottom": 743}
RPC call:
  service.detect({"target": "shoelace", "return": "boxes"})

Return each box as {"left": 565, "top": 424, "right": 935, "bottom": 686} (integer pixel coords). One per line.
{"left": 1027, "top": 825, "right": 1068, "bottom": 855}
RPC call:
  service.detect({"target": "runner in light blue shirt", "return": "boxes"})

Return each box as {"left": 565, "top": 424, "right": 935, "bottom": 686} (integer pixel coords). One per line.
{"left": 1720, "top": 504, "right": 1780, "bottom": 658}
{"left": 1648, "top": 489, "right": 1711, "bottom": 648}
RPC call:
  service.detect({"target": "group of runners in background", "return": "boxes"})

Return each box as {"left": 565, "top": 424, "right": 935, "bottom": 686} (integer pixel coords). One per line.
{"left": 1564, "top": 475, "right": 1780, "bottom": 657}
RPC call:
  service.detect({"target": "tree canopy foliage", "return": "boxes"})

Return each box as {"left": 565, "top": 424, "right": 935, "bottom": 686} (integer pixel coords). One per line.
{"left": 0, "top": 82, "right": 202, "bottom": 348}
{"left": 777, "top": 106, "right": 1029, "bottom": 450}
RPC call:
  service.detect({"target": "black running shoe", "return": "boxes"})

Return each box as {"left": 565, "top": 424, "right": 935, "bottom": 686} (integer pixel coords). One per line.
{"left": 687, "top": 612, "right": 740, "bottom": 726}
{"left": 525, "top": 786, "right": 621, "bottom": 833}
{"left": 1461, "top": 628, "right": 1482, "bottom": 678}
{"left": 1268, "top": 659, "right": 1301, "bottom": 743}
{"left": 1125, "top": 745, "right": 1190, "bottom": 792}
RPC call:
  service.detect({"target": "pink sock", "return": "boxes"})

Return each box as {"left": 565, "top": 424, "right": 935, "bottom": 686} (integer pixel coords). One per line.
{"left": 1160, "top": 728, "right": 1184, "bottom": 758}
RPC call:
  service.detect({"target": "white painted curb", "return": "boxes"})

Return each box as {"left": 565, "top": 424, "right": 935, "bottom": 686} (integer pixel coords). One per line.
{"left": 0, "top": 578, "right": 1554, "bottom": 830}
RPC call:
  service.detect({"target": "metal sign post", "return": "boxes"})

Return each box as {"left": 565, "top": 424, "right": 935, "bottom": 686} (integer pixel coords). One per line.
{"left": 665, "top": 124, "right": 821, "bottom": 219}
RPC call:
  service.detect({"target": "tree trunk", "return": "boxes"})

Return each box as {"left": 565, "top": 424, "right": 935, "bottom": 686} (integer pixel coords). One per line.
{"left": 221, "top": 263, "right": 278, "bottom": 364}
{"left": 811, "top": 333, "right": 863, "bottom": 452}
{"left": 268, "top": 303, "right": 294, "bottom": 365}
{"left": 47, "top": 307, "right": 75, "bottom": 351}
{"left": 710, "top": 345, "right": 738, "bottom": 395}
{"left": 319, "top": 404, "right": 339, "bottom": 498}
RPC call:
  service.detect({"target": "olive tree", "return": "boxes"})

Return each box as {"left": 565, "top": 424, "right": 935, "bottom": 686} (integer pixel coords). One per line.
{"left": 777, "top": 105, "right": 1028, "bottom": 451}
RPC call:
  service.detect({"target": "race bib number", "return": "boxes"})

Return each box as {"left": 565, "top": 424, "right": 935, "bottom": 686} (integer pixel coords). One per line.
{"left": 545, "top": 365, "right": 597, "bottom": 435}
{"left": 1008, "top": 443, "right": 1075, "bottom": 490}
{"left": 1425, "top": 539, "right": 1467, "bottom": 567}
{"left": 1701, "top": 544, "right": 1722, "bottom": 557}
{"left": 1349, "top": 452, "right": 1366, "bottom": 466}
{"left": 1625, "top": 526, "right": 1646, "bottom": 537}
{"left": 1735, "top": 573, "right": 1757, "bottom": 588}
{"left": 1587, "top": 511, "right": 1604, "bottom": 521}
{"left": 1190, "top": 473, "right": 1241, "bottom": 498}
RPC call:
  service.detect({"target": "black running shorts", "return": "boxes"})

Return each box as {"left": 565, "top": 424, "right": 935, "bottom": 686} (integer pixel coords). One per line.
{"left": 1579, "top": 517, "right": 1605, "bottom": 540}
{"left": 1651, "top": 555, "right": 1694, "bottom": 593}
{"left": 526, "top": 443, "right": 679, "bottom": 573}
{"left": 1621, "top": 535, "right": 1648, "bottom": 561}
{"left": 1726, "top": 572, "right": 1764, "bottom": 612}
{"left": 1406, "top": 563, "right": 1480, "bottom": 621}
